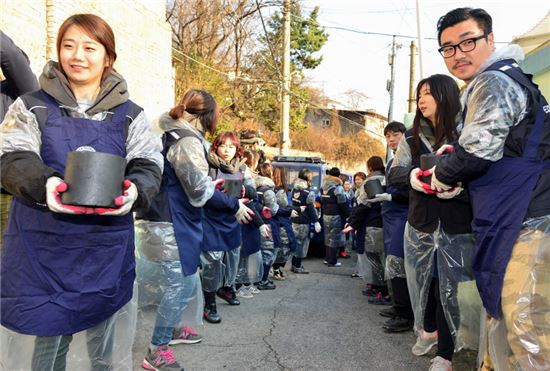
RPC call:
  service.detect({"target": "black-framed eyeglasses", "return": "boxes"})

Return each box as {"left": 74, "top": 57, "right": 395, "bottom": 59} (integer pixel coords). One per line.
{"left": 438, "top": 34, "right": 488, "bottom": 58}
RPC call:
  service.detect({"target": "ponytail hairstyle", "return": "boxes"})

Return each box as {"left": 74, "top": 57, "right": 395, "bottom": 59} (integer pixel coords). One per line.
{"left": 367, "top": 156, "right": 385, "bottom": 174}
{"left": 169, "top": 89, "right": 219, "bottom": 134}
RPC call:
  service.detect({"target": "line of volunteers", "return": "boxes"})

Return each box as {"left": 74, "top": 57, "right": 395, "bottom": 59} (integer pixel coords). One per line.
{"left": 0, "top": 6, "right": 548, "bottom": 371}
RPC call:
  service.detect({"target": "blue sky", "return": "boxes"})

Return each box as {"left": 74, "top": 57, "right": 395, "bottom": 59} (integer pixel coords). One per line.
{"left": 300, "top": 0, "right": 549, "bottom": 121}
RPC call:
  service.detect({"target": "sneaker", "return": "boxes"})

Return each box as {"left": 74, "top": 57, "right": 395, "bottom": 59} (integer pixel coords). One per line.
{"left": 203, "top": 304, "right": 221, "bottom": 324}
{"left": 142, "top": 345, "right": 183, "bottom": 370}
{"left": 216, "top": 288, "right": 240, "bottom": 306}
{"left": 268, "top": 268, "right": 274, "bottom": 278}
{"left": 327, "top": 262, "right": 342, "bottom": 267}
{"left": 379, "top": 307, "right": 398, "bottom": 318}
{"left": 236, "top": 286, "right": 253, "bottom": 298}
{"left": 291, "top": 265, "right": 309, "bottom": 274}
{"left": 169, "top": 326, "right": 202, "bottom": 345}
{"left": 362, "top": 284, "right": 379, "bottom": 297}
{"left": 412, "top": 330, "right": 438, "bottom": 356}
{"left": 257, "top": 280, "right": 276, "bottom": 290}
{"left": 248, "top": 285, "right": 261, "bottom": 294}
{"left": 340, "top": 251, "right": 351, "bottom": 259}
{"left": 273, "top": 269, "right": 285, "bottom": 281}
{"left": 323, "top": 260, "right": 328, "bottom": 265}
{"left": 350, "top": 273, "right": 361, "bottom": 278}
{"left": 428, "top": 356, "right": 452, "bottom": 371}
{"left": 382, "top": 316, "right": 414, "bottom": 333}
{"left": 368, "top": 293, "right": 392, "bottom": 305}
{"left": 278, "top": 269, "right": 286, "bottom": 279}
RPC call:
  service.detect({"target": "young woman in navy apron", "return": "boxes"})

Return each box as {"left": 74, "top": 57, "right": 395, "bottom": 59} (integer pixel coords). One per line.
{"left": 201, "top": 132, "right": 255, "bottom": 323}
{"left": 0, "top": 14, "right": 163, "bottom": 370}
{"left": 134, "top": 89, "right": 222, "bottom": 370}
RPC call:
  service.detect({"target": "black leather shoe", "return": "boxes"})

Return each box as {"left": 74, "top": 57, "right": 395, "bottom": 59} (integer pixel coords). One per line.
{"left": 257, "top": 280, "right": 276, "bottom": 290}
{"left": 382, "top": 316, "right": 413, "bottom": 333}
{"left": 217, "top": 288, "right": 240, "bottom": 306}
{"left": 379, "top": 307, "right": 398, "bottom": 318}
{"left": 203, "top": 304, "right": 221, "bottom": 323}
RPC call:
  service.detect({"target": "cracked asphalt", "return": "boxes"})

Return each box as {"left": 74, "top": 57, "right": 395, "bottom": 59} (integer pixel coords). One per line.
{"left": 132, "top": 255, "right": 435, "bottom": 371}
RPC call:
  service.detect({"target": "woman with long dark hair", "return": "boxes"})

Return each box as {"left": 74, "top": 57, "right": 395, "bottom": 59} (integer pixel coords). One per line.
{"left": 389, "top": 74, "right": 478, "bottom": 370}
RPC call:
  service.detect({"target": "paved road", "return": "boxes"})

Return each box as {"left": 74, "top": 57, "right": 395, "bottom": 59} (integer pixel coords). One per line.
{"left": 131, "top": 254, "right": 439, "bottom": 371}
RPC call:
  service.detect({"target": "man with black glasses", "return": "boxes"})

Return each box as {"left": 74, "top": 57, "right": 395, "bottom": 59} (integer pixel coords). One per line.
{"left": 425, "top": 7, "right": 550, "bottom": 371}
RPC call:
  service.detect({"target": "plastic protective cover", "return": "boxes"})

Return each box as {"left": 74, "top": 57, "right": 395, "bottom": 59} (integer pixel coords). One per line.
{"left": 356, "top": 227, "right": 385, "bottom": 285}
{"left": 236, "top": 250, "right": 263, "bottom": 284}
{"left": 404, "top": 222, "right": 482, "bottom": 352}
{"left": 385, "top": 255, "right": 407, "bottom": 280}
{"left": 481, "top": 216, "right": 550, "bottom": 370}
{"left": 292, "top": 223, "right": 310, "bottom": 258}
{"left": 0, "top": 284, "right": 138, "bottom": 370}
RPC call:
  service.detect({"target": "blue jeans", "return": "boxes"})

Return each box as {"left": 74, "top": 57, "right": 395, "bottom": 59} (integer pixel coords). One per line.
{"left": 150, "top": 262, "right": 198, "bottom": 346}
{"left": 31, "top": 314, "right": 116, "bottom": 371}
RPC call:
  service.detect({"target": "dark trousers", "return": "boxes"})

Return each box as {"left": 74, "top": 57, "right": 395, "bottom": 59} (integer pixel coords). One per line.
{"left": 424, "top": 277, "right": 454, "bottom": 361}
{"left": 325, "top": 245, "right": 339, "bottom": 265}
{"left": 391, "top": 277, "right": 413, "bottom": 319}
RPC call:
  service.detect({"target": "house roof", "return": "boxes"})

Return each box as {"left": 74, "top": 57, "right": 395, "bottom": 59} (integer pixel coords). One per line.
{"left": 512, "top": 10, "right": 550, "bottom": 54}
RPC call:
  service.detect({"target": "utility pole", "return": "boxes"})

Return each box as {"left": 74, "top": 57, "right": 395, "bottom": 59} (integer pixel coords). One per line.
{"left": 415, "top": 0, "right": 425, "bottom": 78}
{"left": 386, "top": 35, "right": 401, "bottom": 122}
{"left": 281, "top": 0, "right": 291, "bottom": 155}
{"left": 408, "top": 40, "right": 417, "bottom": 113}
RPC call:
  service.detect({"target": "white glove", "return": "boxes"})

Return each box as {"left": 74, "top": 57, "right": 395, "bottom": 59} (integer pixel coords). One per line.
{"left": 409, "top": 168, "right": 434, "bottom": 194}
{"left": 235, "top": 199, "right": 254, "bottom": 224}
{"left": 259, "top": 224, "right": 271, "bottom": 239}
{"left": 314, "top": 222, "right": 322, "bottom": 233}
{"left": 95, "top": 180, "right": 138, "bottom": 216}
{"left": 291, "top": 210, "right": 299, "bottom": 218}
{"left": 437, "top": 183, "right": 464, "bottom": 199}
{"left": 300, "top": 206, "right": 306, "bottom": 212}
{"left": 45, "top": 176, "right": 94, "bottom": 214}
{"left": 435, "top": 144, "right": 454, "bottom": 155}
{"left": 367, "top": 193, "right": 392, "bottom": 203}
{"left": 430, "top": 166, "right": 453, "bottom": 192}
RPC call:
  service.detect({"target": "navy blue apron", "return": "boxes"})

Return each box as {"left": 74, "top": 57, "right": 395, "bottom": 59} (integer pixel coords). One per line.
{"left": 1, "top": 92, "right": 135, "bottom": 336}
{"left": 469, "top": 77, "right": 550, "bottom": 318}
{"left": 163, "top": 150, "right": 203, "bottom": 276}
{"left": 202, "top": 168, "right": 242, "bottom": 251}
{"left": 382, "top": 159, "right": 408, "bottom": 258}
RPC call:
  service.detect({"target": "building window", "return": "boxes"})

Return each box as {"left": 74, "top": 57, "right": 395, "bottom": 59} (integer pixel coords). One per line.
{"left": 321, "top": 119, "right": 330, "bottom": 128}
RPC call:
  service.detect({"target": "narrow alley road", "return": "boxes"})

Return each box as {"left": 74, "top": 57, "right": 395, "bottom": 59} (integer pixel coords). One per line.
{"left": 132, "top": 255, "right": 438, "bottom": 371}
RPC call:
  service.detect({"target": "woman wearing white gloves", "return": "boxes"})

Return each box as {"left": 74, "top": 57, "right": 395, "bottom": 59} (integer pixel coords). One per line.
{"left": 0, "top": 14, "right": 162, "bottom": 370}
{"left": 200, "top": 132, "right": 255, "bottom": 323}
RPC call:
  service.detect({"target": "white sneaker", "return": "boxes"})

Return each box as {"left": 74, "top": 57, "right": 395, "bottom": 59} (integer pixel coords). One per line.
{"left": 236, "top": 287, "right": 253, "bottom": 298}
{"left": 428, "top": 356, "right": 452, "bottom": 371}
{"left": 249, "top": 285, "right": 261, "bottom": 294}
{"left": 412, "top": 330, "right": 438, "bottom": 356}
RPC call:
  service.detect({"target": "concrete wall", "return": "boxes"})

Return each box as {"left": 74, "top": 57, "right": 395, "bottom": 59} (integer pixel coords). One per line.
{"left": 0, "top": 0, "right": 174, "bottom": 119}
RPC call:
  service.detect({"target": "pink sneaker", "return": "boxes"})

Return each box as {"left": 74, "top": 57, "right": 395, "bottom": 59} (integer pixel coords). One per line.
{"left": 142, "top": 345, "right": 182, "bottom": 370}
{"left": 169, "top": 326, "right": 202, "bottom": 345}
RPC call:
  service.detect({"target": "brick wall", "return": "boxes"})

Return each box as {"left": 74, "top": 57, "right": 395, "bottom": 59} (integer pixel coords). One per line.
{"left": 0, "top": 0, "right": 174, "bottom": 119}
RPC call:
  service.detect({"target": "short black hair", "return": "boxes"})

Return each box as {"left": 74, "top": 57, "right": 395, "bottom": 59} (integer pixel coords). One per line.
{"left": 384, "top": 121, "right": 406, "bottom": 135}
{"left": 328, "top": 167, "right": 340, "bottom": 177}
{"left": 437, "top": 8, "right": 492, "bottom": 45}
